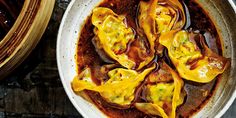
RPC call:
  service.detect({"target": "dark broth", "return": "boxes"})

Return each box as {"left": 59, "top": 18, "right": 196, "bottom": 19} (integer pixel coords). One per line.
{"left": 76, "top": 0, "right": 222, "bottom": 117}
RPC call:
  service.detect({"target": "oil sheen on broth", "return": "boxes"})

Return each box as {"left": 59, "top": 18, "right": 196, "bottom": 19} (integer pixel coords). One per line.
{"left": 74, "top": 0, "right": 229, "bottom": 117}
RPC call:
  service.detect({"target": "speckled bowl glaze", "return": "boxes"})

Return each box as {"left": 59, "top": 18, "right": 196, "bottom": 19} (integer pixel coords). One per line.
{"left": 56, "top": 0, "right": 236, "bottom": 117}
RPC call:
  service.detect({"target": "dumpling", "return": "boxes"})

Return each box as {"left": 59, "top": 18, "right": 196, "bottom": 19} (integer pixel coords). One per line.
{"left": 92, "top": 7, "right": 154, "bottom": 70}
{"left": 92, "top": 7, "right": 135, "bottom": 69}
{"left": 138, "top": 0, "right": 186, "bottom": 49}
{"left": 135, "top": 62, "right": 185, "bottom": 118}
{"left": 71, "top": 65, "right": 156, "bottom": 107}
{"left": 159, "top": 30, "right": 230, "bottom": 83}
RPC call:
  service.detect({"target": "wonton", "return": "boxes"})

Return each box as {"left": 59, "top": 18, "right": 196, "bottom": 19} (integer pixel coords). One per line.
{"left": 92, "top": 7, "right": 154, "bottom": 70}
{"left": 135, "top": 62, "right": 185, "bottom": 118}
{"left": 72, "top": 65, "right": 156, "bottom": 107}
{"left": 159, "top": 30, "right": 230, "bottom": 83}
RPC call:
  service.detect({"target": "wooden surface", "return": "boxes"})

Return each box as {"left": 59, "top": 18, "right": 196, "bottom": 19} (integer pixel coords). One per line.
{"left": 0, "top": 0, "right": 235, "bottom": 117}
{"left": 0, "top": 0, "right": 81, "bottom": 117}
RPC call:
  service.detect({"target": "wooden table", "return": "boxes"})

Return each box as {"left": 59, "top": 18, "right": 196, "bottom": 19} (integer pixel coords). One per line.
{"left": 0, "top": 0, "right": 81, "bottom": 117}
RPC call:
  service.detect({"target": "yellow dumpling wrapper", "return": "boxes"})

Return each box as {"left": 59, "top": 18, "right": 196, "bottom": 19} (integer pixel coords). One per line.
{"left": 138, "top": 0, "right": 186, "bottom": 58}
{"left": 159, "top": 30, "right": 230, "bottom": 83}
{"left": 72, "top": 65, "right": 155, "bottom": 106}
{"left": 138, "top": 0, "right": 186, "bottom": 41}
{"left": 92, "top": 7, "right": 135, "bottom": 69}
{"left": 138, "top": 0, "right": 158, "bottom": 51}
{"left": 92, "top": 7, "right": 155, "bottom": 70}
{"left": 135, "top": 62, "right": 184, "bottom": 118}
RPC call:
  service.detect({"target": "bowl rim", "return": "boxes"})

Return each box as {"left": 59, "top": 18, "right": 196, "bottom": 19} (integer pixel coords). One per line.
{"left": 56, "top": 0, "right": 236, "bottom": 117}
{"left": 215, "top": 1, "right": 236, "bottom": 118}
{"left": 57, "top": 0, "right": 88, "bottom": 117}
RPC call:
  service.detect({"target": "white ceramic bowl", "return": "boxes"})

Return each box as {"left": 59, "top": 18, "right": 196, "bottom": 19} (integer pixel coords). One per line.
{"left": 57, "top": 0, "right": 236, "bottom": 117}
{"left": 57, "top": 0, "right": 106, "bottom": 117}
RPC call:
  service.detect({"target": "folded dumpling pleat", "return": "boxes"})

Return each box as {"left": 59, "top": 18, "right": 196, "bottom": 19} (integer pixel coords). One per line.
{"left": 159, "top": 30, "right": 230, "bottom": 83}
{"left": 92, "top": 7, "right": 136, "bottom": 69}
{"left": 138, "top": 0, "right": 186, "bottom": 45}
{"left": 72, "top": 65, "right": 155, "bottom": 106}
{"left": 92, "top": 7, "right": 154, "bottom": 70}
{"left": 135, "top": 62, "right": 185, "bottom": 118}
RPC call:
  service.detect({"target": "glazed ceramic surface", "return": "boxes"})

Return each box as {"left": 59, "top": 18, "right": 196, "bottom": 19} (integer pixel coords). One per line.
{"left": 57, "top": 0, "right": 236, "bottom": 117}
